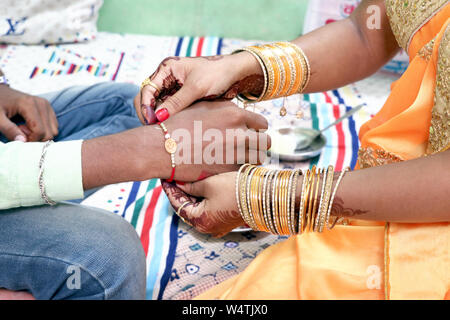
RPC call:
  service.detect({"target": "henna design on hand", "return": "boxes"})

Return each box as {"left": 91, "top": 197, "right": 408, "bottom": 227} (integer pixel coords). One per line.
{"left": 161, "top": 180, "right": 241, "bottom": 235}
{"left": 330, "top": 197, "right": 369, "bottom": 218}
{"left": 149, "top": 57, "right": 181, "bottom": 81}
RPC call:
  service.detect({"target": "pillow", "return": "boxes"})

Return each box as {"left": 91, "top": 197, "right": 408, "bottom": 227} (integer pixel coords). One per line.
{"left": 0, "top": 0, "right": 103, "bottom": 44}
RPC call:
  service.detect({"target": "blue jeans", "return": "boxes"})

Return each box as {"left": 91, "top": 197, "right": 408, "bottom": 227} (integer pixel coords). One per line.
{"left": 0, "top": 82, "right": 146, "bottom": 299}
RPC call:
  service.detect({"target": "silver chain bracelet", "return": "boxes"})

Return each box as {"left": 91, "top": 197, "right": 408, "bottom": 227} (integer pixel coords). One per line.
{"left": 38, "top": 140, "right": 57, "bottom": 206}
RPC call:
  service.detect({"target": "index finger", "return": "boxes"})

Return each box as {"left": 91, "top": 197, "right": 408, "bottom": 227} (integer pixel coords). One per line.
{"left": 140, "top": 74, "right": 165, "bottom": 124}
{"left": 17, "top": 99, "right": 46, "bottom": 141}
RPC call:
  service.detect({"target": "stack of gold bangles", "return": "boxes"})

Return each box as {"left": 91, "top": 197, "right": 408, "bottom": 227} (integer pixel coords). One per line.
{"left": 233, "top": 41, "right": 311, "bottom": 102}
{"left": 236, "top": 164, "right": 350, "bottom": 235}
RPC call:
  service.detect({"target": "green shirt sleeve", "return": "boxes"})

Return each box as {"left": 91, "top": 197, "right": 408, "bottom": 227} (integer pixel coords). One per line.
{"left": 0, "top": 140, "right": 84, "bottom": 209}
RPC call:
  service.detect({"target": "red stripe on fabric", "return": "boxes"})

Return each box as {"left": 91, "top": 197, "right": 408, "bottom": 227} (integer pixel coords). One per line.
{"left": 30, "top": 67, "right": 38, "bottom": 79}
{"left": 68, "top": 64, "right": 75, "bottom": 74}
{"left": 323, "top": 92, "right": 345, "bottom": 171}
{"left": 112, "top": 52, "right": 125, "bottom": 81}
{"left": 196, "top": 37, "right": 205, "bottom": 56}
{"left": 140, "top": 185, "right": 162, "bottom": 256}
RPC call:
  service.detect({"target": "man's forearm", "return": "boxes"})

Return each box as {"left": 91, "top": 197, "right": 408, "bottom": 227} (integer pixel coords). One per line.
{"left": 81, "top": 125, "right": 169, "bottom": 190}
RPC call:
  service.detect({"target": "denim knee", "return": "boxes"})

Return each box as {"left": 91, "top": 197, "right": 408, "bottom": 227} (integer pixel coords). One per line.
{"left": 48, "top": 210, "right": 146, "bottom": 300}
{"left": 94, "top": 213, "right": 147, "bottom": 299}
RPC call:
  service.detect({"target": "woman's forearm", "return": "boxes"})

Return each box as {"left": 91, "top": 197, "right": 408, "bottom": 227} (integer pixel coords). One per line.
{"left": 295, "top": 0, "right": 399, "bottom": 93}
{"left": 237, "top": 0, "right": 399, "bottom": 94}
{"left": 328, "top": 150, "right": 450, "bottom": 223}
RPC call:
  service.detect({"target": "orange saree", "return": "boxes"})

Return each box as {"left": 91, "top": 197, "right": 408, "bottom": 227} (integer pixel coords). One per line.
{"left": 197, "top": 1, "right": 450, "bottom": 300}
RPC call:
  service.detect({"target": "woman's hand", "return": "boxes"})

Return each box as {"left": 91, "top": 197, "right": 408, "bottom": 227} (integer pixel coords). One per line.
{"left": 135, "top": 52, "right": 264, "bottom": 124}
{"left": 0, "top": 85, "right": 58, "bottom": 142}
{"left": 161, "top": 172, "right": 243, "bottom": 237}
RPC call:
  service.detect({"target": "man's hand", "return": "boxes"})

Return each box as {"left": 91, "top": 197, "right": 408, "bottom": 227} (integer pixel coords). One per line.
{"left": 0, "top": 85, "right": 58, "bottom": 142}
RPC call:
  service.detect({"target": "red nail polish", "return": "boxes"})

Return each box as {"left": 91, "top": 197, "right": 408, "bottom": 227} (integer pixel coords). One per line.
{"left": 156, "top": 108, "right": 169, "bottom": 122}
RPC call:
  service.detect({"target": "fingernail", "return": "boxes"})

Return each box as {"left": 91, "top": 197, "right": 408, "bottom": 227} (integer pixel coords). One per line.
{"left": 14, "top": 135, "right": 26, "bottom": 142}
{"left": 142, "top": 107, "right": 149, "bottom": 125}
{"left": 176, "top": 181, "right": 185, "bottom": 186}
{"left": 156, "top": 108, "right": 169, "bottom": 122}
{"left": 146, "top": 106, "right": 157, "bottom": 124}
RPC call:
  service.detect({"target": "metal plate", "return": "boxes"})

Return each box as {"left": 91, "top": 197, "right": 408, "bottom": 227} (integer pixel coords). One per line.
{"left": 231, "top": 226, "right": 253, "bottom": 233}
{"left": 268, "top": 127, "right": 327, "bottom": 161}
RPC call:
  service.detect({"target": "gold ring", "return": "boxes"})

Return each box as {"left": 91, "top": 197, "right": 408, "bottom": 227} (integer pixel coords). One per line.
{"left": 176, "top": 201, "right": 193, "bottom": 226}
{"left": 141, "top": 78, "right": 161, "bottom": 93}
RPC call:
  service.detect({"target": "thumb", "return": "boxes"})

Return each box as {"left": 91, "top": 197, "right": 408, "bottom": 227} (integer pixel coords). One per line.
{"left": 0, "top": 113, "right": 27, "bottom": 142}
{"left": 177, "top": 179, "right": 208, "bottom": 198}
{"left": 155, "top": 85, "right": 199, "bottom": 122}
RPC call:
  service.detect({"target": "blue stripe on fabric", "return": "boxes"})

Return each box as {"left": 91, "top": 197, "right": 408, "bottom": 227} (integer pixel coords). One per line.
{"left": 332, "top": 89, "right": 359, "bottom": 170}
{"left": 175, "top": 37, "right": 184, "bottom": 57}
{"left": 217, "top": 38, "right": 223, "bottom": 55}
{"left": 157, "top": 214, "right": 180, "bottom": 300}
{"left": 206, "top": 36, "right": 214, "bottom": 56}
{"left": 121, "top": 181, "right": 141, "bottom": 217}
{"left": 145, "top": 197, "right": 170, "bottom": 299}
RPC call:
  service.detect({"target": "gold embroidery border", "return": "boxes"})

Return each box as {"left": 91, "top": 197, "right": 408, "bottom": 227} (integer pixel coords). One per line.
{"left": 358, "top": 147, "right": 403, "bottom": 169}
{"left": 385, "top": 0, "right": 449, "bottom": 52}
{"left": 427, "top": 23, "right": 450, "bottom": 154}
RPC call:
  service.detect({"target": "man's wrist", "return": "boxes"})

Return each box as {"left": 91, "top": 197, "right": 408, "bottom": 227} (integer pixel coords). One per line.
{"left": 134, "top": 124, "right": 172, "bottom": 181}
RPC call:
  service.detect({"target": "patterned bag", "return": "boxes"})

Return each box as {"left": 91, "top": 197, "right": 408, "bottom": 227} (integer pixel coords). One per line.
{"left": 0, "top": 0, "right": 103, "bottom": 44}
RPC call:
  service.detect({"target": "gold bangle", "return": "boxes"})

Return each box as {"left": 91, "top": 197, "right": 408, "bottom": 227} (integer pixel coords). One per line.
{"left": 320, "top": 166, "right": 336, "bottom": 232}
{"left": 310, "top": 168, "right": 322, "bottom": 232}
{"left": 265, "top": 170, "right": 277, "bottom": 234}
{"left": 267, "top": 43, "right": 292, "bottom": 98}
{"left": 298, "top": 169, "right": 310, "bottom": 234}
{"left": 248, "top": 45, "right": 276, "bottom": 101}
{"left": 326, "top": 167, "right": 350, "bottom": 230}
{"left": 295, "top": 46, "right": 311, "bottom": 92}
{"left": 262, "top": 169, "right": 274, "bottom": 233}
{"left": 275, "top": 42, "right": 303, "bottom": 95}
{"left": 316, "top": 165, "right": 335, "bottom": 232}
{"left": 305, "top": 166, "right": 317, "bottom": 231}
{"left": 276, "top": 170, "right": 285, "bottom": 234}
{"left": 240, "top": 165, "right": 256, "bottom": 229}
{"left": 250, "top": 167, "right": 264, "bottom": 231}
{"left": 271, "top": 170, "right": 282, "bottom": 234}
{"left": 246, "top": 166, "right": 259, "bottom": 230}
{"left": 290, "top": 169, "right": 301, "bottom": 235}
{"left": 279, "top": 170, "right": 290, "bottom": 235}
{"left": 236, "top": 164, "right": 251, "bottom": 226}
{"left": 233, "top": 48, "right": 268, "bottom": 102}
{"left": 261, "top": 45, "right": 285, "bottom": 100}
{"left": 287, "top": 170, "right": 298, "bottom": 235}
{"left": 314, "top": 166, "right": 328, "bottom": 231}
{"left": 284, "top": 170, "right": 294, "bottom": 235}
{"left": 274, "top": 43, "right": 297, "bottom": 97}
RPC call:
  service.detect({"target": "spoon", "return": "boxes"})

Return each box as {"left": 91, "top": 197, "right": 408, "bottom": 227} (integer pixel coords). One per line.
{"left": 294, "top": 103, "right": 365, "bottom": 151}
